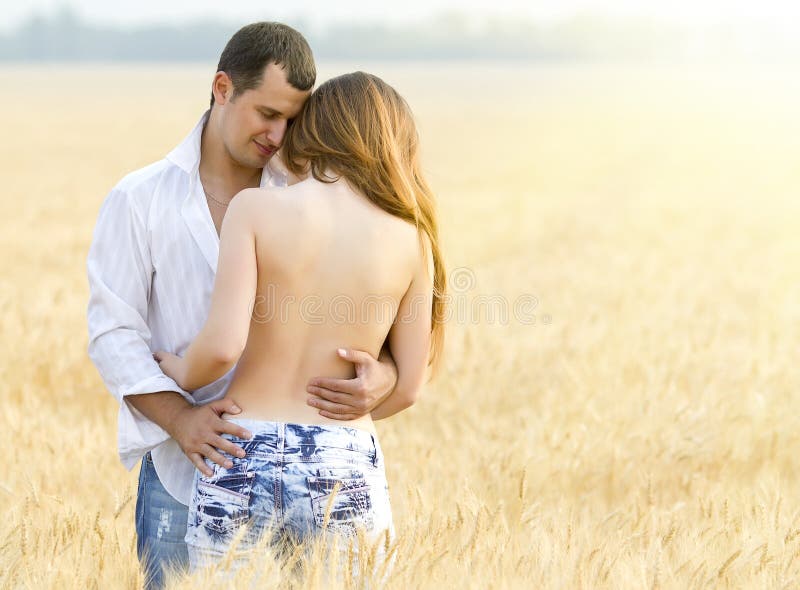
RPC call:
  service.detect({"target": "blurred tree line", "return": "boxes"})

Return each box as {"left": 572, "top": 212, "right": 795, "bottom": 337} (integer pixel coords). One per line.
{"left": 1, "top": 5, "right": 796, "bottom": 62}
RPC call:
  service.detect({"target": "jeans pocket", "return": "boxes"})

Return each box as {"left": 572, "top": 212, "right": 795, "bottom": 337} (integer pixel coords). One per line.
{"left": 307, "top": 469, "right": 375, "bottom": 537}
{"left": 194, "top": 464, "right": 254, "bottom": 538}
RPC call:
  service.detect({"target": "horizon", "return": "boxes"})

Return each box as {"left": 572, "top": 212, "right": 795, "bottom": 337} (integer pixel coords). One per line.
{"left": 3, "top": 3, "right": 800, "bottom": 64}
{"left": 4, "top": 0, "right": 800, "bottom": 31}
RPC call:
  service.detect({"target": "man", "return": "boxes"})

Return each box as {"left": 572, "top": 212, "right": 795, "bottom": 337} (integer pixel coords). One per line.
{"left": 87, "top": 22, "right": 399, "bottom": 589}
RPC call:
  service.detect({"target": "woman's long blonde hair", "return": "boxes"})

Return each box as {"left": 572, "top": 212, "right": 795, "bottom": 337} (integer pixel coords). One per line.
{"left": 282, "top": 71, "right": 446, "bottom": 374}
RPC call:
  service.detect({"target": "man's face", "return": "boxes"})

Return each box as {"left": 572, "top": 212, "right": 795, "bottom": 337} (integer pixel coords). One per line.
{"left": 215, "top": 62, "right": 310, "bottom": 169}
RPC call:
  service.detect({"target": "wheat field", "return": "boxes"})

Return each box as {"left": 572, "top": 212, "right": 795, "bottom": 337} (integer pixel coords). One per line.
{"left": 1, "top": 61, "right": 799, "bottom": 589}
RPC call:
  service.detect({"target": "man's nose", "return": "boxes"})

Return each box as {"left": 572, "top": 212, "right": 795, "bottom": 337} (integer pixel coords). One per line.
{"left": 266, "top": 120, "right": 287, "bottom": 147}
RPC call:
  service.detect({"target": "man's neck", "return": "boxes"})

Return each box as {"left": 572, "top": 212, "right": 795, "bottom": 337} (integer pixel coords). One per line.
{"left": 199, "top": 110, "right": 262, "bottom": 197}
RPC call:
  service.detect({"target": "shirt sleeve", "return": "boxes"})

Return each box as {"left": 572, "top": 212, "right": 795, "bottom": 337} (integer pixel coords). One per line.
{"left": 86, "top": 186, "right": 195, "bottom": 469}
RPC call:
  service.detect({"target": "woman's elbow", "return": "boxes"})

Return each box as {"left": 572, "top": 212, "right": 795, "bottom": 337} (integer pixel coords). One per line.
{"left": 198, "top": 342, "right": 241, "bottom": 373}
{"left": 210, "top": 333, "right": 246, "bottom": 365}
{"left": 213, "top": 346, "right": 242, "bottom": 366}
{"left": 396, "top": 382, "right": 423, "bottom": 410}
{"left": 202, "top": 322, "right": 246, "bottom": 365}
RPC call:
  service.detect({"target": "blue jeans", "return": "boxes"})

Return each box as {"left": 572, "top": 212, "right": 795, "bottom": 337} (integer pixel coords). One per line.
{"left": 135, "top": 452, "right": 189, "bottom": 590}
{"left": 185, "top": 419, "right": 395, "bottom": 578}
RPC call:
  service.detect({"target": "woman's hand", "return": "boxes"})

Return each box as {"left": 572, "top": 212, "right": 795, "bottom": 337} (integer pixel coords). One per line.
{"left": 153, "top": 350, "right": 188, "bottom": 390}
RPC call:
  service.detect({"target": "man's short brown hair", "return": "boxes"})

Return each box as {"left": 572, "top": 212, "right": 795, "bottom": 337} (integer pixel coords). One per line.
{"left": 211, "top": 22, "right": 316, "bottom": 107}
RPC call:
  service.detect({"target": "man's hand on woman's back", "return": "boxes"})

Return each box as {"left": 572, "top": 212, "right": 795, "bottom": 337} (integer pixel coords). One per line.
{"left": 305, "top": 347, "right": 398, "bottom": 420}
{"left": 127, "top": 393, "right": 252, "bottom": 476}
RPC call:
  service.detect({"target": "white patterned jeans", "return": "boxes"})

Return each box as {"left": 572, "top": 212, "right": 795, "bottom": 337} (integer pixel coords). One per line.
{"left": 185, "top": 419, "right": 396, "bottom": 583}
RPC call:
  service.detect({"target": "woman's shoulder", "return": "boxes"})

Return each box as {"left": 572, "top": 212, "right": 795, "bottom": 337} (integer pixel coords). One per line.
{"left": 229, "top": 184, "right": 301, "bottom": 216}
{"left": 234, "top": 184, "right": 290, "bottom": 203}
{"left": 229, "top": 183, "right": 321, "bottom": 244}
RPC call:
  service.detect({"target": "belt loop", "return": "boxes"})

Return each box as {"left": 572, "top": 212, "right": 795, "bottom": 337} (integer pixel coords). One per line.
{"left": 278, "top": 422, "right": 286, "bottom": 454}
{"left": 370, "top": 433, "right": 379, "bottom": 467}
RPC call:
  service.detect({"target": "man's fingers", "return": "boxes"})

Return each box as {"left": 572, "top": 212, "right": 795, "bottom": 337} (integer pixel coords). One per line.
{"left": 208, "top": 398, "right": 242, "bottom": 416}
{"left": 306, "top": 387, "right": 354, "bottom": 405}
{"left": 307, "top": 395, "right": 360, "bottom": 415}
{"left": 307, "top": 377, "right": 361, "bottom": 396}
{"left": 211, "top": 435, "right": 247, "bottom": 459}
{"left": 189, "top": 452, "right": 213, "bottom": 477}
{"left": 201, "top": 444, "right": 233, "bottom": 470}
{"left": 319, "top": 410, "right": 361, "bottom": 421}
{"left": 337, "top": 348, "right": 371, "bottom": 365}
{"left": 217, "top": 419, "right": 253, "bottom": 440}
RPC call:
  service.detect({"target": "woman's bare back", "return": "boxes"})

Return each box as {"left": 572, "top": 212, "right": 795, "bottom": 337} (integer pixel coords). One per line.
{"left": 221, "top": 175, "right": 420, "bottom": 432}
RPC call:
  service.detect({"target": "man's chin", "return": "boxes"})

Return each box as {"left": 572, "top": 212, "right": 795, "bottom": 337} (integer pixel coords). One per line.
{"left": 251, "top": 147, "right": 275, "bottom": 167}
{"left": 234, "top": 152, "right": 269, "bottom": 171}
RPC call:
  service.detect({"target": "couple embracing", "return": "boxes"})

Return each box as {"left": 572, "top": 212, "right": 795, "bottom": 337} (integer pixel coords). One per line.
{"left": 86, "top": 22, "right": 445, "bottom": 589}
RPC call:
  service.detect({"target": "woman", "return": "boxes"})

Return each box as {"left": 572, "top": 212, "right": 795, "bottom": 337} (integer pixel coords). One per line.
{"left": 155, "top": 71, "right": 445, "bottom": 576}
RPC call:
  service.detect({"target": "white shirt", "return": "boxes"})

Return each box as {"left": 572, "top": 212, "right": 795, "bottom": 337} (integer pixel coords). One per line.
{"left": 86, "top": 110, "right": 287, "bottom": 505}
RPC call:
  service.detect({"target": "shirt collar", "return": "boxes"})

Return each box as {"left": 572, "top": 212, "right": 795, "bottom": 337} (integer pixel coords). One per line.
{"left": 166, "top": 109, "right": 287, "bottom": 188}
{"left": 165, "top": 110, "right": 208, "bottom": 174}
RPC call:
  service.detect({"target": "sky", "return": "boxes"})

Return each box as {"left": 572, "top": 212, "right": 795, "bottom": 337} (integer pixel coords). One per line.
{"left": 4, "top": 0, "right": 800, "bottom": 32}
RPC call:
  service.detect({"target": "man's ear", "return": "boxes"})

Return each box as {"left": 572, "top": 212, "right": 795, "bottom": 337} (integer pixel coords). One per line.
{"left": 212, "top": 71, "right": 233, "bottom": 105}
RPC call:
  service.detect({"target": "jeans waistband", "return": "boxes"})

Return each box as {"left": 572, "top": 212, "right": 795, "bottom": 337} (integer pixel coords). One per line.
{"left": 222, "top": 418, "right": 381, "bottom": 466}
